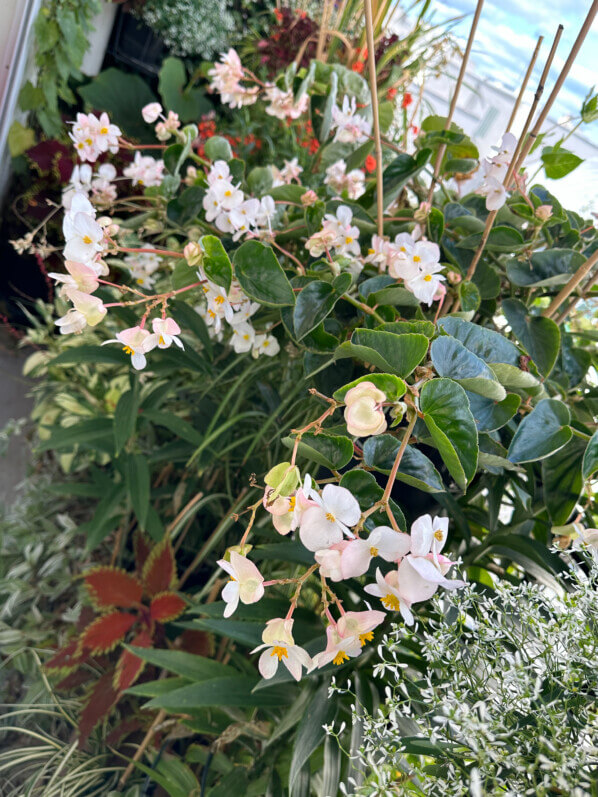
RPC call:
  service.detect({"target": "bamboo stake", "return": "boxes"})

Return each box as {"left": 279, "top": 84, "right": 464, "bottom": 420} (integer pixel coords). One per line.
{"left": 426, "top": 0, "right": 484, "bottom": 205}
{"left": 463, "top": 27, "right": 563, "bottom": 284}
{"left": 364, "top": 0, "right": 385, "bottom": 237}
{"left": 317, "top": 0, "right": 333, "bottom": 61}
{"left": 119, "top": 708, "right": 167, "bottom": 786}
{"left": 506, "top": 35, "right": 543, "bottom": 132}
{"left": 542, "top": 249, "right": 598, "bottom": 320}
{"left": 554, "top": 270, "right": 598, "bottom": 324}
{"left": 513, "top": 0, "right": 598, "bottom": 173}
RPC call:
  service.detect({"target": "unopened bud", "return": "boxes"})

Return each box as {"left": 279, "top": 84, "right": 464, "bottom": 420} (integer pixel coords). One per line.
{"left": 413, "top": 201, "right": 431, "bottom": 223}
{"left": 184, "top": 241, "right": 203, "bottom": 266}
{"left": 535, "top": 205, "right": 553, "bottom": 222}
{"left": 143, "top": 218, "right": 163, "bottom": 234}
{"left": 446, "top": 270, "right": 462, "bottom": 285}
{"left": 301, "top": 189, "right": 318, "bottom": 207}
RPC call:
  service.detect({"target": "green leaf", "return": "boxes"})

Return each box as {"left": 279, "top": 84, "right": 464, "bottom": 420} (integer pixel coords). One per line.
{"left": 427, "top": 208, "right": 444, "bottom": 243}
{"left": 172, "top": 260, "right": 199, "bottom": 291}
{"left": 233, "top": 241, "right": 295, "bottom": 307}
{"left": 437, "top": 317, "right": 521, "bottom": 366}
{"left": 458, "top": 226, "right": 525, "bottom": 252}
{"left": 507, "top": 398, "right": 572, "bottom": 463}
{"left": 204, "top": 136, "right": 232, "bottom": 161}
{"left": 489, "top": 363, "right": 540, "bottom": 391}
{"left": 541, "top": 146, "right": 583, "bottom": 179}
{"left": 289, "top": 682, "right": 336, "bottom": 796}
{"left": 362, "top": 436, "right": 445, "bottom": 492}
{"left": 247, "top": 165, "right": 274, "bottom": 195}
{"left": 420, "top": 379, "right": 478, "bottom": 489}
{"left": 542, "top": 436, "right": 586, "bottom": 525}
{"left": 125, "top": 453, "right": 150, "bottom": 530}
{"left": 37, "top": 418, "right": 114, "bottom": 453}
{"left": 294, "top": 280, "right": 342, "bottom": 340}
{"left": 132, "top": 756, "right": 200, "bottom": 797}
{"left": 506, "top": 249, "right": 585, "bottom": 288}
{"left": 8, "top": 121, "right": 36, "bottom": 156}
{"left": 431, "top": 336, "right": 506, "bottom": 401}
{"left": 167, "top": 186, "right": 204, "bottom": 225}
{"left": 582, "top": 430, "right": 598, "bottom": 480}
{"left": 50, "top": 345, "right": 127, "bottom": 367}
{"left": 319, "top": 70, "right": 338, "bottom": 142}
{"left": 114, "top": 389, "right": 138, "bottom": 454}
{"left": 145, "top": 677, "right": 289, "bottom": 711}
{"left": 200, "top": 235, "right": 233, "bottom": 293}
{"left": 466, "top": 392, "right": 521, "bottom": 433}
{"left": 282, "top": 432, "right": 353, "bottom": 470}
{"left": 339, "top": 469, "right": 406, "bottom": 530}
{"left": 368, "top": 285, "right": 421, "bottom": 307}
{"left": 334, "top": 329, "right": 428, "bottom": 378}
{"left": 377, "top": 320, "right": 435, "bottom": 337}
{"left": 369, "top": 149, "right": 431, "bottom": 211}
{"left": 268, "top": 184, "right": 308, "bottom": 203}
{"left": 78, "top": 69, "right": 157, "bottom": 142}
{"left": 158, "top": 57, "right": 210, "bottom": 122}
{"left": 502, "top": 298, "right": 560, "bottom": 377}
{"left": 127, "top": 647, "right": 236, "bottom": 681}
{"left": 458, "top": 280, "right": 481, "bottom": 312}
{"left": 333, "top": 373, "right": 406, "bottom": 402}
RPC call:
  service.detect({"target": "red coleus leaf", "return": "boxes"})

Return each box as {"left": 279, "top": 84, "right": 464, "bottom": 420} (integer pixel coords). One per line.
{"left": 78, "top": 671, "right": 119, "bottom": 748}
{"left": 45, "top": 640, "right": 83, "bottom": 672}
{"left": 150, "top": 592, "right": 186, "bottom": 623}
{"left": 113, "top": 629, "right": 152, "bottom": 692}
{"left": 142, "top": 538, "right": 177, "bottom": 597}
{"left": 133, "top": 529, "right": 152, "bottom": 574}
{"left": 84, "top": 566, "right": 143, "bottom": 610}
{"left": 80, "top": 611, "right": 136, "bottom": 655}
{"left": 178, "top": 629, "right": 214, "bottom": 657}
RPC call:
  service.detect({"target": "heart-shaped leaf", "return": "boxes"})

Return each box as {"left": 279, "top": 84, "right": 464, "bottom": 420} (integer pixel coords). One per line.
{"left": 362, "top": 435, "right": 445, "bottom": 493}
{"left": 431, "top": 336, "right": 506, "bottom": 401}
{"left": 334, "top": 329, "right": 428, "bottom": 378}
{"left": 502, "top": 298, "right": 560, "bottom": 377}
{"left": 233, "top": 241, "right": 295, "bottom": 307}
{"left": 507, "top": 398, "right": 572, "bottom": 463}
{"left": 282, "top": 432, "right": 353, "bottom": 470}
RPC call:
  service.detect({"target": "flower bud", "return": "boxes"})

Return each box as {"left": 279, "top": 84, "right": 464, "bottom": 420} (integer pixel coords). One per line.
{"left": 262, "top": 617, "right": 294, "bottom": 646}
{"left": 143, "top": 218, "right": 163, "bottom": 234}
{"left": 184, "top": 241, "right": 203, "bottom": 266}
{"left": 344, "top": 381, "right": 387, "bottom": 437}
{"left": 142, "top": 102, "right": 163, "bottom": 123}
{"left": 301, "top": 189, "right": 318, "bottom": 207}
{"left": 535, "top": 205, "right": 553, "bottom": 222}
{"left": 413, "top": 201, "right": 431, "bottom": 223}
{"left": 264, "top": 461, "right": 300, "bottom": 497}
{"left": 446, "top": 270, "right": 462, "bottom": 285}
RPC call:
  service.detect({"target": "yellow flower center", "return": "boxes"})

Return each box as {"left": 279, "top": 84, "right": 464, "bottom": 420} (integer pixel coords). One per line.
{"left": 288, "top": 496, "right": 296, "bottom": 511}
{"left": 381, "top": 593, "right": 402, "bottom": 611}
{"left": 423, "top": 274, "right": 432, "bottom": 282}
{"left": 208, "top": 309, "right": 216, "bottom": 319}
{"left": 159, "top": 335, "right": 165, "bottom": 345}
{"left": 215, "top": 295, "right": 225, "bottom": 305}
{"left": 271, "top": 645, "right": 288, "bottom": 660}
{"left": 359, "top": 631, "right": 374, "bottom": 646}
{"left": 367, "top": 248, "right": 375, "bottom": 255}
{"left": 138, "top": 179, "right": 144, "bottom": 185}
{"left": 370, "top": 546, "right": 379, "bottom": 557}
{"left": 82, "top": 235, "right": 93, "bottom": 244}
{"left": 77, "top": 142, "right": 84, "bottom": 149}
{"left": 122, "top": 346, "right": 134, "bottom": 355}
{"left": 243, "top": 334, "right": 250, "bottom": 341}
{"left": 263, "top": 340, "right": 270, "bottom": 347}
{"left": 224, "top": 190, "right": 232, "bottom": 197}
{"left": 413, "top": 255, "right": 421, "bottom": 263}
{"left": 85, "top": 138, "right": 93, "bottom": 146}
{"left": 333, "top": 650, "right": 349, "bottom": 666}
{"left": 100, "top": 127, "right": 108, "bottom": 135}
{"left": 399, "top": 246, "right": 406, "bottom": 252}
{"left": 434, "top": 529, "right": 444, "bottom": 541}
{"left": 325, "top": 512, "right": 336, "bottom": 523}
{"left": 136, "top": 278, "right": 144, "bottom": 285}
{"left": 345, "top": 236, "right": 353, "bottom": 245}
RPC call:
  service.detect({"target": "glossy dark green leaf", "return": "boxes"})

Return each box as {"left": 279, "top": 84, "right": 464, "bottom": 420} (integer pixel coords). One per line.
{"left": 507, "top": 398, "right": 572, "bottom": 463}
{"left": 78, "top": 69, "right": 157, "bottom": 142}
{"left": 333, "top": 373, "right": 406, "bottom": 402}
{"left": 458, "top": 280, "right": 481, "bottom": 312}
{"left": 282, "top": 432, "right": 353, "bottom": 470}
{"left": 466, "top": 392, "right": 521, "bottom": 432}
{"left": 431, "top": 336, "right": 506, "bottom": 401}
{"left": 125, "top": 453, "right": 150, "bottom": 530}
{"left": 171, "top": 260, "right": 199, "bottom": 291}
{"left": 167, "top": 186, "right": 204, "bottom": 225}
{"left": 334, "top": 329, "right": 428, "bottom": 377}
{"left": 369, "top": 149, "right": 431, "bottom": 210}
{"left": 506, "top": 248, "right": 584, "bottom": 287}
{"left": 458, "top": 226, "right": 524, "bottom": 252}
{"left": 233, "top": 241, "right": 295, "bottom": 307}
{"left": 294, "top": 280, "right": 340, "bottom": 340}
{"left": 376, "top": 320, "right": 435, "bottom": 337}
{"left": 200, "top": 235, "right": 232, "bottom": 293}
{"left": 420, "top": 379, "right": 478, "bottom": 489}
{"left": 363, "top": 436, "right": 445, "bottom": 492}
{"left": 145, "top": 676, "right": 288, "bottom": 710}
{"left": 427, "top": 208, "right": 444, "bottom": 242}
{"left": 582, "top": 430, "right": 598, "bottom": 480}
{"left": 127, "top": 647, "right": 236, "bottom": 681}
{"left": 114, "top": 388, "right": 138, "bottom": 454}
{"left": 502, "top": 298, "right": 560, "bottom": 377}
{"left": 542, "top": 436, "right": 586, "bottom": 524}
{"left": 368, "top": 285, "right": 421, "bottom": 307}
{"left": 438, "top": 317, "right": 521, "bottom": 365}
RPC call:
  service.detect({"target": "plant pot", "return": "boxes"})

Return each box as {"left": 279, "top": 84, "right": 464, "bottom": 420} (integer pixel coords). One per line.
{"left": 105, "top": 7, "right": 165, "bottom": 76}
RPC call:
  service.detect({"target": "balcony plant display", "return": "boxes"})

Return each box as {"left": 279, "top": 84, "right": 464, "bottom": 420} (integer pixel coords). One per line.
{"left": 2, "top": 0, "right": 597, "bottom": 794}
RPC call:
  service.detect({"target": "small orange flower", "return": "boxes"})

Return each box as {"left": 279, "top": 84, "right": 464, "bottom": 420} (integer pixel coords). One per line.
{"left": 352, "top": 61, "right": 365, "bottom": 73}
{"left": 402, "top": 92, "right": 413, "bottom": 108}
{"left": 386, "top": 87, "right": 398, "bottom": 100}
{"left": 365, "top": 154, "right": 376, "bottom": 173}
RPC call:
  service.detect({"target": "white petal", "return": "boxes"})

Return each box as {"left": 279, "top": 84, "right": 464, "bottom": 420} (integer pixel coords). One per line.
{"left": 322, "top": 484, "right": 361, "bottom": 526}
{"left": 258, "top": 649, "right": 279, "bottom": 679}
{"left": 397, "top": 558, "right": 437, "bottom": 604}
{"left": 410, "top": 515, "right": 434, "bottom": 556}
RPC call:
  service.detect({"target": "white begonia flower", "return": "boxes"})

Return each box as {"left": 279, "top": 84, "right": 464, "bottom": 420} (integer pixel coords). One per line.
{"left": 310, "top": 623, "right": 362, "bottom": 669}
{"left": 252, "top": 333, "right": 280, "bottom": 358}
{"left": 207, "top": 160, "right": 232, "bottom": 185}
{"left": 230, "top": 321, "right": 255, "bottom": 353}
{"left": 216, "top": 551, "right": 265, "bottom": 617}
{"left": 344, "top": 381, "right": 387, "bottom": 437}
{"left": 299, "top": 483, "right": 361, "bottom": 552}
{"left": 314, "top": 542, "right": 349, "bottom": 581}
{"left": 55, "top": 309, "right": 87, "bottom": 335}
{"left": 251, "top": 618, "right": 312, "bottom": 681}
{"left": 48, "top": 260, "right": 99, "bottom": 296}
{"left": 324, "top": 159, "right": 365, "bottom": 199}
{"left": 123, "top": 152, "right": 165, "bottom": 187}
{"left": 405, "top": 262, "right": 446, "bottom": 306}
{"left": 331, "top": 95, "right": 372, "bottom": 144}
{"left": 279, "top": 158, "right": 303, "bottom": 184}
{"left": 339, "top": 526, "right": 411, "bottom": 578}
{"left": 102, "top": 325, "right": 158, "bottom": 370}
{"left": 142, "top": 102, "right": 163, "bottom": 123}
{"left": 152, "top": 317, "right": 184, "bottom": 349}
{"left": 64, "top": 288, "right": 106, "bottom": 327}
{"left": 325, "top": 205, "right": 361, "bottom": 256}
{"left": 365, "top": 567, "right": 415, "bottom": 625}
{"left": 265, "top": 86, "right": 309, "bottom": 120}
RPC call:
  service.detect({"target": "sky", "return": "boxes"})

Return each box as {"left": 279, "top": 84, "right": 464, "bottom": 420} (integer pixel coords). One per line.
{"left": 425, "top": 0, "right": 598, "bottom": 143}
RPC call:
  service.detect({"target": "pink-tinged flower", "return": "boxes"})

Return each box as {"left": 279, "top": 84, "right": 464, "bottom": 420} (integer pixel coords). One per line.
{"left": 55, "top": 309, "right": 87, "bottom": 335}
{"left": 310, "top": 623, "right": 362, "bottom": 669}
{"left": 324, "top": 159, "right": 366, "bottom": 200}
{"left": 301, "top": 189, "right": 319, "bottom": 207}
{"left": 93, "top": 112, "right": 121, "bottom": 155}
{"left": 344, "top": 381, "right": 387, "bottom": 437}
{"left": 339, "top": 526, "right": 411, "bottom": 578}
{"left": 365, "top": 567, "right": 415, "bottom": 624}
{"left": 315, "top": 540, "right": 351, "bottom": 580}
{"left": 48, "top": 260, "right": 99, "bottom": 295}
{"left": 102, "top": 325, "right": 158, "bottom": 370}
{"left": 123, "top": 152, "right": 165, "bottom": 187}
{"left": 151, "top": 317, "right": 184, "bottom": 349}
{"left": 265, "top": 86, "right": 309, "bottom": 120}
{"left": 64, "top": 288, "right": 106, "bottom": 326}
{"left": 251, "top": 618, "right": 312, "bottom": 681}
{"left": 142, "top": 102, "right": 163, "bottom": 123}
{"left": 216, "top": 551, "right": 265, "bottom": 617}
{"left": 305, "top": 226, "right": 338, "bottom": 258}
{"left": 331, "top": 95, "right": 372, "bottom": 144}
{"left": 299, "top": 483, "right": 361, "bottom": 552}
{"left": 270, "top": 487, "right": 315, "bottom": 536}
{"left": 337, "top": 609, "right": 385, "bottom": 647}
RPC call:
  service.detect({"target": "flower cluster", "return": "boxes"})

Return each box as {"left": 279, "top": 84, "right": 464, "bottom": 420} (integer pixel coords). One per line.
{"left": 476, "top": 131, "right": 517, "bottom": 211}
{"left": 62, "top": 163, "right": 117, "bottom": 210}
{"left": 331, "top": 95, "right": 372, "bottom": 144}
{"left": 324, "top": 159, "right": 366, "bottom": 199}
{"left": 68, "top": 112, "right": 121, "bottom": 163}
{"left": 202, "top": 160, "right": 275, "bottom": 239}
{"left": 141, "top": 102, "right": 181, "bottom": 141}
{"left": 306, "top": 205, "right": 361, "bottom": 259}
{"left": 207, "top": 48, "right": 259, "bottom": 108}
{"left": 123, "top": 152, "right": 165, "bottom": 187}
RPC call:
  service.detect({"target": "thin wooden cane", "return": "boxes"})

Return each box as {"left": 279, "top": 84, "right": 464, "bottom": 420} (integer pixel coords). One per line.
{"left": 426, "top": 0, "right": 484, "bottom": 205}
{"left": 506, "top": 35, "right": 543, "bottom": 132}
{"left": 513, "top": 0, "right": 598, "bottom": 174}
{"left": 554, "top": 270, "right": 598, "bottom": 325}
{"left": 317, "top": 0, "right": 334, "bottom": 61}
{"left": 542, "top": 249, "right": 598, "bottom": 320}
{"left": 364, "top": 0, "right": 385, "bottom": 237}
